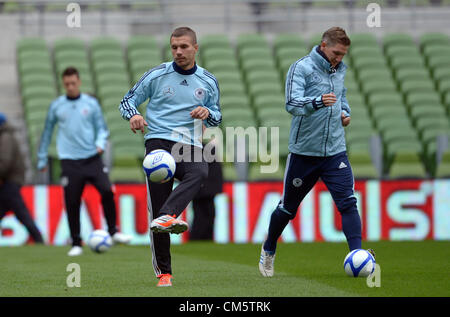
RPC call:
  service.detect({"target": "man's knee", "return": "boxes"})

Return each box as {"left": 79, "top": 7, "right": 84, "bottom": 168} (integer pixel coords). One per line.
{"left": 336, "top": 195, "right": 358, "bottom": 214}
{"left": 191, "top": 163, "right": 209, "bottom": 183}
{"left": 275, "top": 203, "right": 297, "bottom": 220}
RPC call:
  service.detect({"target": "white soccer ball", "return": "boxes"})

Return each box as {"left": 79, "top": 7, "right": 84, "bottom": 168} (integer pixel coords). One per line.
{"left": 343, "top": 249, "right": 376, "bottom": 277}
{"left": 88, "top": 229, "right": 112, "bottom": 253}
{"left": 143, "top": 149, "right": 176, "bottom": 183}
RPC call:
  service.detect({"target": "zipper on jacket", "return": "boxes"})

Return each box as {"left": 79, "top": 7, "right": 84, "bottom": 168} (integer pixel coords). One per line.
{"left": 324, "top": 69, "right": 336, "bottom": 156}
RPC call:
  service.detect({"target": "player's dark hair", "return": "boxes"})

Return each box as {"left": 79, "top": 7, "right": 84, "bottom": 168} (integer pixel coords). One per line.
{"left": 62, "top": 66, "right": 80, "bottom": 78}
{"left": 322, "top": 27, "right": 351, "bottom": 46}
{"left": 170, "top": 26, "right": 197, "bottom": 45}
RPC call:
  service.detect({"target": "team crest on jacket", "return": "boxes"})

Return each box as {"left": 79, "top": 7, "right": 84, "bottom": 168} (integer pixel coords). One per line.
{"left": 194, "top": 88, "right": 206, "bottom": 100}
{"left": 163, "top": 86, "right": 175, "bottom": 98}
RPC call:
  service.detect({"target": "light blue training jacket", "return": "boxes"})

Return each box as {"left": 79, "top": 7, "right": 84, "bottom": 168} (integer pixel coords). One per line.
{"left": 286, "top": 45, "right": 351, "bottom": 157}
{"left": 119, "top": 61, "right": 222, "bottom": 148}
{"left": 37, "top": 93, "right": 109, "bottom": 169}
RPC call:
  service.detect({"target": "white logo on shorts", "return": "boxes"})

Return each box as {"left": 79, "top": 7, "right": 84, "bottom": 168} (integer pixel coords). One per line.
{"left": 339, "top": 162, "right": 347, "bottom": 169}
{"left": 293, "top": 178, "right": 303, "bottom": 187}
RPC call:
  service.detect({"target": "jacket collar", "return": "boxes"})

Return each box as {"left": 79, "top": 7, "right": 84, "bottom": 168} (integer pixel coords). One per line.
{"left": 310, "top": 45, "right": 345, "bottom": 73}
{"left": 66, "top": 93, "right": 81, "bottom": 101}
{"left": 172, "top": 61, "right": 197, "bottom": 75}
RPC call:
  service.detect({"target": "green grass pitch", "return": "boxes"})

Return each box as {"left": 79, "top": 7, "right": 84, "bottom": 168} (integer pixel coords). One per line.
{"left": 0, "top": 241, "right": 448, "bottom": 297}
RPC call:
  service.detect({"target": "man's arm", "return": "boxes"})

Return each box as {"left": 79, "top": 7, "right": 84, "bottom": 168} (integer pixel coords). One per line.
{"left": 119, "top": 68, "right": 156, "bottom": 133}
{"left": 93, "top": 100, "right": 109, "bottom": 152}
{"left": 341, "top": 87, "right": 351, "bottom": 118}
{"left": 285, "top": 63, "right": 326, "bottom": 116}
{"left": 37, "top": 103, "right": 57, "bottom": 170}
{"left": 203, "top": 81, "right": 222, "bottom": 128}
{"left": 341, "top": 87, "right": 351, "bottom": 126}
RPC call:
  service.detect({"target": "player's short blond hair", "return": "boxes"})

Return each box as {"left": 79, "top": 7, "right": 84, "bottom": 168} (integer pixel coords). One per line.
{"left": 170, "top": 26, "right": 197, "bottom": 45}
{"left": 322, "top": 27, "right": 351, "bottom": 46}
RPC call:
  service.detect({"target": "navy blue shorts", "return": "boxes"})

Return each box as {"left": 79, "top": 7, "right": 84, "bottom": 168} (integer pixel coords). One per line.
{"left": 279, "top": 151, "right": 356, "bottom": 218}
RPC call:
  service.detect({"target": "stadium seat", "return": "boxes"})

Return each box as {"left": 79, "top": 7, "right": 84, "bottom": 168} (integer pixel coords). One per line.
{"left": 348, "top": 150, "right": 379, "bottom": 178}
{"left": 383, "top": 33, "right": 416, "bottom": 50}
{"left": 436, "top": 150, "right": 450, "bottom": 177}
{"left": 388, "top": 150, "right": 427, "bottom": 178}
{"left": 419, "top": 32, "right": 450, "bottom": 50}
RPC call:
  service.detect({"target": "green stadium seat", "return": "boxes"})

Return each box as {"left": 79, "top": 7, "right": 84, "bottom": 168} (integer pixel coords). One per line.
{"left": 53, "top": 38, "right": 85, "bottom": 53}
{"left": 221, "top": 107, "right": 255, "bottom": 122}
{"left": 252, "top": 94, "right": 285, "bottom": 111}
{"left": 92, "top": 50, "right": 124, "bottom": 63}
{"left": 419, "top": 33, "right": 450, "bottom": 50}
{"left": 432, "top": 68, "right": 450, "bottom": 82}
{"left": 389, "top": 150, "right": 427, "bottom": 178}
{"left": 239, "top": 47, "right": 272, "bottom": 63}
{"left": 423, "top": 46, "right": 450, "bottom": 65}
{"left": 206, "top": 59, "right": 239, "bottom": 73}
{"left": 353, "top": 58, "right": 387, "bottom": 72}
{"left": 273, "top": 34, "right": 306, "bottom": 51}
{"left": 91, "top": 37, "right": 122, "bottom": 52}
{"left": 406, "top": 92, "right": 441, "bottom": 108}
{"left": 348, "top": 33, "right": 378, "bottom": 48}
{"left": 220, "top": 83, "right": 246, "bottom": 98}
{"left": 436, "top": 150, "right": 450, "bottom": 178}
{"left": 128, "top": 35, "right": 159, "bottom": 53}
{"left": 395, "top": 68, "right": 431, "bottom": 83}
{"left": 248, "top": 82, "right": 283, "bottom": 101}
{"left": 236, "top": 34, "right": 268, "bottom": 51}
{"left": 400, "top": 79, "right": 436, "bottom": 95}
{"left": 348, "top": 151, "right": 379, "bottom": 178}
{"left": 428, "top": 55, "right": 450, "bottom": 74}
{"left": 200, "top": 34, "right": 231, "bottom": 50}
{"left": 18, "top": 50, "right": 50, "bottom": 63}
{"left": 201, "top": 48, "right": 235, "bottom": 63}
{"left": 221, "top": 96, "right": 250, "bottom": 110}
{"left": 17, "top": 38, "right": 47, "bottom": 54}
{"left": 383, "top": 33, "right": 416, "bottom": 50}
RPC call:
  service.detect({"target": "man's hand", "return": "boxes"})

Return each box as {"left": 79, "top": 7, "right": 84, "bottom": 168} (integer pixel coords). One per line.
{"left": 130, "top": 115, "right": 148, "bottom": 134}
{"left": 190, "top": 106, "right": 209, "bottom": 120}
{"left": 341, "top": 112, "right": 351, "bottom": 127}
{"left": 97, "top": 147, "right": 104, "bottom": 154}
{"left": 322, "top": 93, "right": 337, "bottom": 107}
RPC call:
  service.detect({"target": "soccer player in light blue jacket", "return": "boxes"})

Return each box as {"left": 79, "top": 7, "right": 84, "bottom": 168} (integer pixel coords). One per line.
{"left": 38, "top": 67, "right": 131, "bottom": 256}
{"left": 259, "top": 27, "right": 375, "bottom": 277}
{"left": 119, "top": 27, "right": 222, "bottom": 287}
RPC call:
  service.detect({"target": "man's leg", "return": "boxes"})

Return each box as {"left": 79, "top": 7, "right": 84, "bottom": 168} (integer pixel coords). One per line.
{"left": 145, "top": 139, "right": 177, "bottom": 277}
{"left": 190, "top": 196, "right": 215, "bottom": 240}
{"left": 61, "top": 160, "right": 86, "bottom": 247}
{"left": 263, "top": 153, "right": 320, "bottom": 253}
{"left": 158, "top": 158, "right": 208, "bottom": 218}
{"left": 320, "top": 151, "right": 362, "bottom": 251}
{"left": 0, "top": 182, "right": 44, "bottom": 243}
{"left": 87, "top": 155, "right": 117, "bottom": 236}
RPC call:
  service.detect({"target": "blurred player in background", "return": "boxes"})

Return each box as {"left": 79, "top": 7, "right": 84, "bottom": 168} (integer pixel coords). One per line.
{"left": 190, "top": 140, "right": 223, "bottom": 241}
{"left": 0, "top": 113, "right": 44, "bottom": 244}
{"left": 259, "top": 27, "right": 374, "bottom": 277}
{"left": 37, "top": 67, "right": 131, "bottom": 257}
{"left": 119, "top": 27, "right": 222, "bottom": 287}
